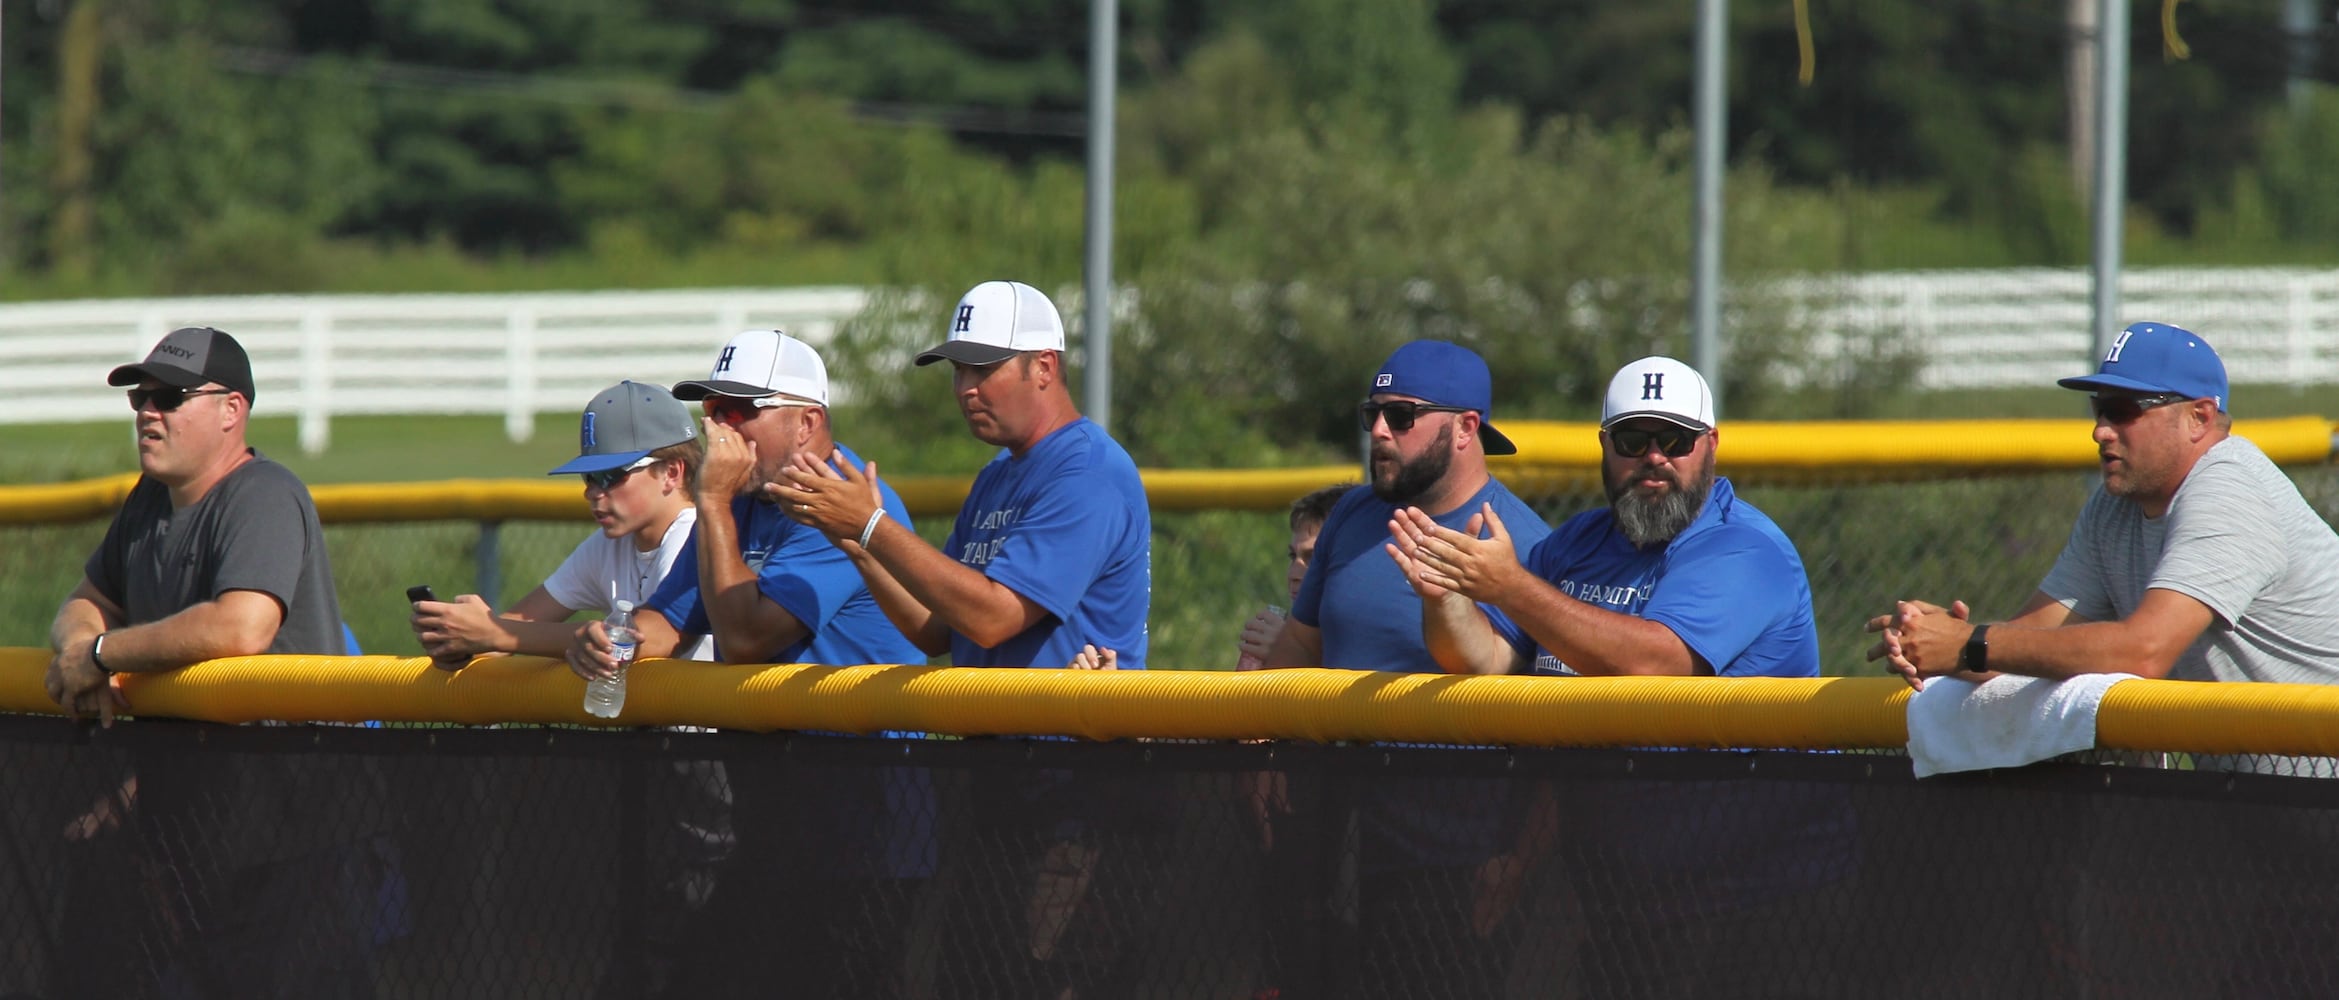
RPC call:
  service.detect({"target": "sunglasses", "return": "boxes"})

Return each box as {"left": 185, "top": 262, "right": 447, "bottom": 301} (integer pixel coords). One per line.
{"left": 128, "top": 387, "right": 234, "bottom": 412}
{"left": 1358, "top": 400, "right": 1472, "bottom": 434}
{"left": 1607, "top": 425, "right": 1703, "bottom": 459}
{"left": 704, "top": 395, "right": 815, "bottom": 424}
{"left": 2090, "top": 393, "right": 2191, "bottom": 426}
{"left": 582, "top": 457, "right": 658, "bottom": 491}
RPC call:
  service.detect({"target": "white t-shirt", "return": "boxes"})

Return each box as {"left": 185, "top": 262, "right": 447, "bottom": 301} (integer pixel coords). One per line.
{"left": 542, "top": 507, "right": 714, "bottom": 661}
{"left": 2040, "top": 436, "right": 2339, "bottom": 685}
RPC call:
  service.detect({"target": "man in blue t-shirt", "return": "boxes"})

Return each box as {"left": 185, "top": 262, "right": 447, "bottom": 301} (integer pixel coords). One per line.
{"left": 1262, "top": 339, "right": 1551, "bottom": 1000}
{"left": 779, "top": 280, "right": 1154, "bottom": 998}
{"left": 1389, "top": 356, "right": 1838, "bottom": 998}
{"left": 778, "top": 279, "right": 1151, "bottom": 671}
{"left": 1387, "top": 355, "right": 1817, "bottom": 678}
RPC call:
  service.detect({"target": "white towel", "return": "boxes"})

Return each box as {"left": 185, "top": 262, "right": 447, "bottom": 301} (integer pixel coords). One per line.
{"left": 1905, "top": 673, "right": 2137, "bottom": 778}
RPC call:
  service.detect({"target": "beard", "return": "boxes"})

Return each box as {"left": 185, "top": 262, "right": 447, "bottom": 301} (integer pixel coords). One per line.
{"left": 1371, "top": 424, "right": 1455, "bottom": 506}
{"left": 1606, "top": 449, "right": 1715, "bottom": 548}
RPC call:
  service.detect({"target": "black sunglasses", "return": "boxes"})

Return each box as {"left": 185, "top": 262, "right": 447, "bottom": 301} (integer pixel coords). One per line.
{"left": 1607, "top": 425, "right": 1703, "bottom": 459}
{"left": 582, "top": 463, "right": 653, "bottom": 491}
{"left": 127, "top": 387, "right": 234, "bottom": 412}
{"left": 2090, "top": 393, "right": 2190, "bottom": 426}
{"left": 1359, "top": 400, "right": 1472, "bottom": 434}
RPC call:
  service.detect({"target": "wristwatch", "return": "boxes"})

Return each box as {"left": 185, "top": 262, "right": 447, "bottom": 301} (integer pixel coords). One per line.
{"left": 1958, "top": 624, "right": 1991, "bottom": 673}
{"left": 89, "top": 632, "right": 116, "bottom": 676}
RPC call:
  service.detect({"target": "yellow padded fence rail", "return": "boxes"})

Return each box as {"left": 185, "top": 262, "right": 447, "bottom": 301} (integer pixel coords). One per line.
{"left": 2, "top": 418, "right": 2329, "bottom": 525}
{"left": 7, "top": 647, "right": 2339, "bottom": 758}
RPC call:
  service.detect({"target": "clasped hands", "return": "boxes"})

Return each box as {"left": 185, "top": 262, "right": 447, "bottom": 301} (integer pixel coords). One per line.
{"left": 1865, "top": 599, "right": 1978, "bottom": 690}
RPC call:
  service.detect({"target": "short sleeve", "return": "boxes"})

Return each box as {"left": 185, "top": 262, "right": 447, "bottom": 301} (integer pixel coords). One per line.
{"left": 206, "top": 477, "right": 319, "bottom": 607}
{"left": 648, "top": 533, "right": 706, "bottom": 634}
{"left": 2152, "top": 463, "right": 2286, "bottom": 626}
{"left": 2038, "top": 490, "right": 2117, "bottom": 621}
{"left": 1638, "top": 526, "right": 1801, "bottom": 671}
{"left": 541, "top": 533, "right": 610, "bottom": 612}
{"left": 977, "top": 468, "right": 1126, "bottom": 623}
{"left": 757, "top": 520, "right": 868, "bottom": 637}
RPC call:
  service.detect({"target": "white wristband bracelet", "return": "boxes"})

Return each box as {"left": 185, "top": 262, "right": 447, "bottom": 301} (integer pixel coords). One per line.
{"left": 857, "top": 509, "right": 886, "bottom": 549}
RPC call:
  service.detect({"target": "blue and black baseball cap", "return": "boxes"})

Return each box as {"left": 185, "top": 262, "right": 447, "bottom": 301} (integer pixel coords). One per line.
{"left": 548, "top": 380, "right": 698, "bottom": 475}
{"left": 2057, "top": 321, "right": 2228, "bottom": 412}
{"left": 1368, "top": 340, "right": 1517, "bottom": 455}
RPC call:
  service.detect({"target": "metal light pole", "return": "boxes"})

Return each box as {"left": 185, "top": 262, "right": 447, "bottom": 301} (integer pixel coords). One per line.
{"left": 1081, "top": 0, "right": 1117, "bottom": 432}
{"left": 2087, "top": 0, "right": 2131, "bottom": 359}
{"left": 1690, "top": 0, "right": 1728, "bottom": 416}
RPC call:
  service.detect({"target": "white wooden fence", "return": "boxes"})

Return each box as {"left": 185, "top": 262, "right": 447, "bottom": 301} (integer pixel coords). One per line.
{"left": 4, "top": 269, "right": 2334, "bottom": 454}
{"left": 0, "top": 287, "right": 868, "bottom": 453}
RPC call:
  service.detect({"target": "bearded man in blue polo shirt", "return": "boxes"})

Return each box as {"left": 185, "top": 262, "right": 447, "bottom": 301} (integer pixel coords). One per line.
{"left": 1390, "top": 355, "right": 1837, "bottom": 999}
{"left": 1390, "top": 355, "right": 1818, "bottom": 678}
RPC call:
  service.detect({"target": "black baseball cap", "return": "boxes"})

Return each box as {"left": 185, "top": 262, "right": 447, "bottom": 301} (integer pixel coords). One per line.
{"left": 108, "top": 326, "right": 257, "bottom": 403}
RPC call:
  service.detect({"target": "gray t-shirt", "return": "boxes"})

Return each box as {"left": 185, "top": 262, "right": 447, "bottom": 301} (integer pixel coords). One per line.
{"left": 86, "top": 450, "right": 344, "bottom": 655}
{"left": 2040, "top": 436, "right": 2339, "bottom": 685}
{"left": 84, "top": 451, "right": 359, "bottom": 870}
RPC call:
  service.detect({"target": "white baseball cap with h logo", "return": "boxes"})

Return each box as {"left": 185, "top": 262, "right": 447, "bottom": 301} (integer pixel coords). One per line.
{"left": 672, "top": 329, "right": 829, "bottom": 405}
{"left": 915, "top": 281, "right": 1068, "bottom": 367}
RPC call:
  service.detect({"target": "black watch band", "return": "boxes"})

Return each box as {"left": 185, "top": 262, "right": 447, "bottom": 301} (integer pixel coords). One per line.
{"left": 1959, "top": 624, "right": 1991, "bottom": 673}
{"left": 90, "top": 633, "right": 115, "bottom": 676}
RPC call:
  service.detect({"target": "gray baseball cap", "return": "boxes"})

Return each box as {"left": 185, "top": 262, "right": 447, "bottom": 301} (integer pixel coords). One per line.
{"left": 548, "top": 380, "right": 698, "bottom": 475}
{"left": 108, "top": 326, "right": 257, "bottom": 402}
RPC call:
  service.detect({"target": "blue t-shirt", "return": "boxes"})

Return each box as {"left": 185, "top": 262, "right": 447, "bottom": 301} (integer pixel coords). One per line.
{"left": 1293, "top": 478, "right": 1552, "bottom": 674}
{"left": 649, "top": 442, "right": 926, "bottom": 667}
{"left": 944, "top": 418, "right": 1152, "bottom": 670}
{"left": 1490, "top": 477, "right": 1818, "bottom": 677}
{"left": 1291, "top": 476, "right": 1551, "bottom": 872}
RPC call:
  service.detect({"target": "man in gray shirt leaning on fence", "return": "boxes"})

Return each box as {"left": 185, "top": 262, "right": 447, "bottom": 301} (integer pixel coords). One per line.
{"left": 45, "top": 326, "right": 376, "bottom": 998}
{"left": 1870, "top": 321, "right": 2339, "bottom": 690}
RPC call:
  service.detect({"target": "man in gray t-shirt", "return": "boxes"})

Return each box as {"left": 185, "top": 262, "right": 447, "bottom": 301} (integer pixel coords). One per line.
{"left": 1869, "top": 321, "right": 2339, "bottom": 686}
{"left": 47, "top": 326, "right": 343, "bottom": 718}
{"left": 44, "top": 327, "right": 365, "bottom": 997}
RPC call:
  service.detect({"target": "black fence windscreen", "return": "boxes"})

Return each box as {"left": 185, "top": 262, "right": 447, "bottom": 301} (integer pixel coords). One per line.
{"left": 2, "top": 716, "right": 2336, "bottom": 999}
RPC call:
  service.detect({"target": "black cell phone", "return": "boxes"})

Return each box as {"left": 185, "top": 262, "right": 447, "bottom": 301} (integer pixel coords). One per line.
{"left": 405, "top": 585, "right": 438, "bottom": 604}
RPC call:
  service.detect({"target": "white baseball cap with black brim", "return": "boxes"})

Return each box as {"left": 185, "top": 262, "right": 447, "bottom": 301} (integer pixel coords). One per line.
{"left": 672, "top": 330, "right": 829, "bottom": 404}
{"left": 915, "top": 281, "right": 1067, "bottom": 367}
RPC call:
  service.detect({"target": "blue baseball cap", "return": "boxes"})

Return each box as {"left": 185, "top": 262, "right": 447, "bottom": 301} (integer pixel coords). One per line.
{"left": 2056, "top": 322, "right": 2228, "bottom": 412}
{"left": 1368, "top": 340, "right": 1517, "bottom": 455}
{"left": 548, "top": 380, "right": 698, "bottom": 475}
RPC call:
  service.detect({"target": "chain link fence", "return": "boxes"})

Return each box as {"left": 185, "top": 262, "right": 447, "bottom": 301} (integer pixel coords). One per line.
{"left": 4, "top": 463, "right": 2338, "bottom": 675}
{"left": 1, "top": 720, "right": 2335, "bottom": 998}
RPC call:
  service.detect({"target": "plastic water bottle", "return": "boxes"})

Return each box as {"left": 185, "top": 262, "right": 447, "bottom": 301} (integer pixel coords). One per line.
{"left": 584, "top": 600, "right": 637, "bottom": 719}
{"left": 1236, "top": 604, "right": 1286, "bottom": 671}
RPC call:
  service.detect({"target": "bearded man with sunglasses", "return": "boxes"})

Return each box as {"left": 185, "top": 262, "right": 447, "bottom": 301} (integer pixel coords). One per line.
{"left": 1392, "top": 355, "right": 1817, "bottom": 680}
{"left": 1871, "top": 322, "right": 2339, "bottom": 690}
{"left": 1259, "top": 339, "right": 1553, "bottom": 1000}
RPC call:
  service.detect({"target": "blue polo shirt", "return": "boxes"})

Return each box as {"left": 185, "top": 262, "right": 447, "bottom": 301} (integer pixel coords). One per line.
{"left": 945, "top": 418, "right": 1151, "bottom": 670}
{"left": 1490, "top": 477, "right": 1818, "bottom": 677}
{"left": 649, "top": 442, "right": 925, "bottom": 667}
